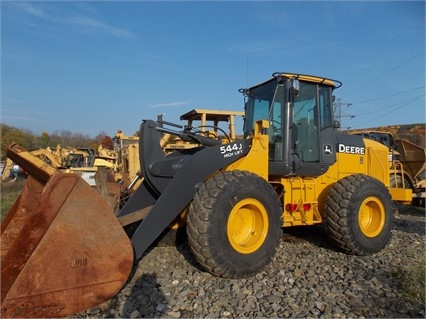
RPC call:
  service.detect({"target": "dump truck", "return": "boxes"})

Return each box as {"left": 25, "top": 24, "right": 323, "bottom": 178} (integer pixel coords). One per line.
{"left": 393, "top": 138, "right": 425, "bottom": 206}
{"left": 351, "top": 130, "right": 425, "bottom": 206}
{"left": 1, "top": 72, "right": 413, "bottom": 318}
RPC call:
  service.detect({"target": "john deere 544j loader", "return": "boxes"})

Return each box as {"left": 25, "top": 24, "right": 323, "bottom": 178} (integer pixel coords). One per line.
{"left": 1, "top": 73, "right": 412, "bottom": 317}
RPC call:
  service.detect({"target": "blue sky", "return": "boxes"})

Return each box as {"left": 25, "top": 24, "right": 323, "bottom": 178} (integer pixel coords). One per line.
{"left": 1, "top": 1, "right": 425, "bottom": 137}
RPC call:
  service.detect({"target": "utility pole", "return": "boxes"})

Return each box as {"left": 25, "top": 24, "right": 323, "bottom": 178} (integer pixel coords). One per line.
{"left": 334, "top": 98, "right": 354, "bottom": 130}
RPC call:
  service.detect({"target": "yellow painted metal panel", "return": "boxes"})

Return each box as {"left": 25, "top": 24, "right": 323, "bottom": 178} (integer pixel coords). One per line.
{"left": 226, "top": 120, "right": 269, "bottom": 180}
{"left": 388, "top": 187, "right": 413, "bottom": 203}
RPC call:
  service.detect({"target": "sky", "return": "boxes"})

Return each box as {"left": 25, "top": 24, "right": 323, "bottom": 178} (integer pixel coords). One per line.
{"left": 1, "top": 0, "right": 425, "bottom": 138}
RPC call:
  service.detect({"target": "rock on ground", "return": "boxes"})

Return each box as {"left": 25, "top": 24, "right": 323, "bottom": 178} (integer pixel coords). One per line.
{"left": 74, "top": 208, "right": 425, "bottom": 318}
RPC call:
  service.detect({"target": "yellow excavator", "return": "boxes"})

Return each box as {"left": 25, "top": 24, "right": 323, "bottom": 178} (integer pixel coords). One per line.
{"left": 1, "top": 72, "right": 412, "bottom": 317}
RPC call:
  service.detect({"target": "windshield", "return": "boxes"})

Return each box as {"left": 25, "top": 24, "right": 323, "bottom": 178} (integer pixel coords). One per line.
{"left": 243, "top": 78, "right": 278, "bottom": 137}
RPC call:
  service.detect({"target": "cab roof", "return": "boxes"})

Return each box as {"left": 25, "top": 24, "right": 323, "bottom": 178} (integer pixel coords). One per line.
{"left": 243, "top": 72, "right": 342, "bottom": 92}
{"left": 276, "top": 72, "right": 342, "bottom": 88}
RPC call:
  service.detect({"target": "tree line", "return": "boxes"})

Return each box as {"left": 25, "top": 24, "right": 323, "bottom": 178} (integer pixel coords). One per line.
{"left": 1, "top": 122, "right": 424, "bottom": 162}
{"left": 0, "top": 123, "right": 121, "bottom": 161}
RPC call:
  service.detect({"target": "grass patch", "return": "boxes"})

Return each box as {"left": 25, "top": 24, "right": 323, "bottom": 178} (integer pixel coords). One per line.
{"left": 398, "top": 257, "right": 426, "bottom": 308}
{"left": 1, "top": 178, "right": 25, "bottom": 222}
{"left": 393, "top": 204, "right": 425, "bottom": 306}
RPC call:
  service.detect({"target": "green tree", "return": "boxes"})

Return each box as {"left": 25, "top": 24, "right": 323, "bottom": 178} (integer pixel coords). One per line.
{"left": 1, "top": 124, "right": 28, "bottom": 161}
{"left": 39, "top": 131, "right": 51, "bottom": 148}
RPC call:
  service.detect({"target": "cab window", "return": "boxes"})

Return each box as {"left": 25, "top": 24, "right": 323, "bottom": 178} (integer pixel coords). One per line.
{"left": 293, "top": 82, "right": 319, "bottom": 162}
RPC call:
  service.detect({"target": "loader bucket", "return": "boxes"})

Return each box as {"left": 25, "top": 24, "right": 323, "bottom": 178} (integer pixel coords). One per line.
{"left": 1, "top": 144, "right": 134, "bottom": 318}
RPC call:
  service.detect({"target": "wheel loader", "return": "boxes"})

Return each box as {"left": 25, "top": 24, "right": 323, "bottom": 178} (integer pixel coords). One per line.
{"left": 1, "top": 72, "right": 413, "bottom": 318}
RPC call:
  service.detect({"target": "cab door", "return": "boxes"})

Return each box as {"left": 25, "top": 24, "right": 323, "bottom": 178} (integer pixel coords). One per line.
{"left": 291, "top": 82, "right": 336, "bottom": 177}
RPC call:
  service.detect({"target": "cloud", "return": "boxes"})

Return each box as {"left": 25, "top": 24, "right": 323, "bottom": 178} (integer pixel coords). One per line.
{"left": 147, "top": 101, "right": 192, "bottom": 109}
{"left": 65, "top": 16, "right": 136, "bottom": 40}
{"left": 12, "top": 2, "right": 47, "bottom": 19}
{"left": 8, "top": 1, "right": 136, "bottom": 40}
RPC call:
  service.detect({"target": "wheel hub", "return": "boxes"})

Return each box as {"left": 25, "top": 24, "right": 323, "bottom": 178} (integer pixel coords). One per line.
{"left": 227, "top": 198, "right": 269, "bottom": 254}
{"left": 358, "top": 196, "right": 385, "bottom": 238}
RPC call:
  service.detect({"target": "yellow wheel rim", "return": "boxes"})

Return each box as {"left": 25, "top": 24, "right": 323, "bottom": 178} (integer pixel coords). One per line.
{"left": 227, "top": 198, "right": 269, "bottom": 254}
{"left": 358, "top": 196, "right": 385, "bottom": 238}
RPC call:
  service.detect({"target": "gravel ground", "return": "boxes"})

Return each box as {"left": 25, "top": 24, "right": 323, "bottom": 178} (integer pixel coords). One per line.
{"left": 78, "top": 207, "right": 425, "bottom": 318}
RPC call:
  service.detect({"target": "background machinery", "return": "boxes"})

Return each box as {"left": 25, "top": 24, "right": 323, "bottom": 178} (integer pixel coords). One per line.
{"left": 1, "top": 73, "right": 413, "bottom": 317}
{"left": 106, "top": 109, "right": 245, "bottom": 212}
{"left": 1, "top": 145, "right": 102, "bottom": 183}
{"left": 351, "top": 130, "right": 425, "bottom": 206}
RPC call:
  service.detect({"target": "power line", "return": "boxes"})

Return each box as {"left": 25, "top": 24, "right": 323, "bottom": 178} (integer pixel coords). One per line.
{"left": 354, "top": 93, "right": 425, "bottom": 116}
{"left": 349, "top": 51, "right": 425, "bottom": 94}
{"left": 352, "top": 94, "right": 425, "bottom": 127}
{"left": 351, "top": 85, "right": 425, "bottom": 104}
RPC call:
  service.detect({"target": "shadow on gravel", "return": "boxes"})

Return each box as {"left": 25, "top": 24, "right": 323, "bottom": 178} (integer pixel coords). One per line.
{"left": 281, "top": 205, "right": 426, "bottom": 248}
{"left": 147, "top": 225, "right": 210, "bottom": 275}
{"left": 394, "top": 205, "right": 425, "bottom": 236}
{"left": 176, "top": 240, "right": 207, "bottom": 273}
{"left": 120, "top": 273, "right": 167, "bottom": 318}
{"left": 394, "top": 216, "right": 425, "bottom": 236}
{"left": 281, "top": 224, "right": 340, "bottom": 252}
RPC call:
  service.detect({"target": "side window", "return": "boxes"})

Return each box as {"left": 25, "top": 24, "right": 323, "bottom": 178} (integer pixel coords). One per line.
{"left": 252, "top": 99, "right": 269, "bottom": 123}
{"left": 268, "top": 92, "right": 283, "bottom": 161}
{"left": 319, "top": 86, "right": 332, "bottom": 130}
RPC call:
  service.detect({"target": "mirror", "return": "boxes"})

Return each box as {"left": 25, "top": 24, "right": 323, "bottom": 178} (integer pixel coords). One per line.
{"left": 333, "top": 120, "right": 341, "bottom": 129}
{"left": 291, "top": 79, "right": 300, "bottom": 96}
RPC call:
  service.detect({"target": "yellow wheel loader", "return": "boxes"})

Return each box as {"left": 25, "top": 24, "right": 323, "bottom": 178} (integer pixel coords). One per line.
{"left": 1, "top": 72, "right": 412, "bottom": 318}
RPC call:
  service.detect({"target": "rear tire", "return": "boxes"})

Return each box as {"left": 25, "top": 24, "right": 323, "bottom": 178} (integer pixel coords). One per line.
{"left": 324, "top": 174, "right": 394, "bottom": 255}
{"left": 390, "top": 173, "right": 414, "bottom": 190}
{"left": 187, "top": 170, "right": 282, "bottom": 278}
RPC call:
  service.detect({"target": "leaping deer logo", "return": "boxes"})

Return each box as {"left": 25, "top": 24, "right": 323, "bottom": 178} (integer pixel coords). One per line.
{"left": 323, "top": 144, "right": 333, "bottom": 155}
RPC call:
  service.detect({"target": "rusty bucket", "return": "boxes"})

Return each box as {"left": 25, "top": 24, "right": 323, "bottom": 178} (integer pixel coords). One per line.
{"left": 1, "top": 145, "right": 134, "bottom": 318}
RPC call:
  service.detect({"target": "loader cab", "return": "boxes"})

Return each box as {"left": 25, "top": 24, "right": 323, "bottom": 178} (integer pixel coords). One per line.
{"left": 242, "top": 72, "right": 342, "bottom": 177}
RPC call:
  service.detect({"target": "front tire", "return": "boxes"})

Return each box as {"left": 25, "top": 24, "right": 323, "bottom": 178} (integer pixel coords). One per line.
{"left": 187, "top": 170, "right": 282, "bottom": 278}
{"left": 324, "top": 174, "right": 394, "bottom": 255}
